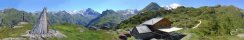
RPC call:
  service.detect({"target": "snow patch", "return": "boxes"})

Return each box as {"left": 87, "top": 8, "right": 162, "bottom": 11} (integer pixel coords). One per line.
{"left": 170, "top": 3, "right": 182, "bottom": 9}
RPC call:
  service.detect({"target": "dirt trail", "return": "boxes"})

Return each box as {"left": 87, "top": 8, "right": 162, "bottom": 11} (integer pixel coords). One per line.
{"left": 237, "top": 34, "right": 244, "bottom": 38}
{"left": 192, "top": 20, "right": 201, "bottom": 29}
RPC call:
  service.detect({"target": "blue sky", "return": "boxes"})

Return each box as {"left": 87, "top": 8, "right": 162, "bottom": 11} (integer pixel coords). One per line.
{"left": 0, "top": 0, "right": 243, "bottom": 13}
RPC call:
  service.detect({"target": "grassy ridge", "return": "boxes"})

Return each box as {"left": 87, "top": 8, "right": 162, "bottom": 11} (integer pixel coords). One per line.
{"left": 49, "top": 24, "right": 118, "bottom": 40}
{"left": 118, "top": 5, "right": 244, "bottom": 40}
{"left": 0, "top": 23, "right": 118, "bottom": 40}
{"left": 0, "top": 24, "right": 32, "bottom": 39}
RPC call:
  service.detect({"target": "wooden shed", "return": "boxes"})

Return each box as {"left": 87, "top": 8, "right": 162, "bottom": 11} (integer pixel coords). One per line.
{"left": 130, "top": 17, "right": 183, "bottom": 40}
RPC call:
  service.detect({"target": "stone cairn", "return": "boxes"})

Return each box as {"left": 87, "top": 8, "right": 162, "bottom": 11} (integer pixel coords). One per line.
{"left": 30, "top": 7, "right": 48, "bottom": 35}
{"left": 22, "top": 7, "right": 65, "bottom": 40}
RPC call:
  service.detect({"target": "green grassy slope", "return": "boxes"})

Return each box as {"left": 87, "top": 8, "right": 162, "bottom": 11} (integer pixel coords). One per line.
{"left": 50, "top": 24, "right": 118, "bottom": 40}
{"left": 0, "top": 24, "right": 32, "bottom": 39}
{"left": 118, "top": 5, "right": 244, "bottom": 40}
{"left": 0, "top": 23, "right": 118, "bottom": 40}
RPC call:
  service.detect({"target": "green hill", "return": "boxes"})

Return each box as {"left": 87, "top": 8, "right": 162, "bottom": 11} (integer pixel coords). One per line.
{"left": 0, "top": 23, "right": 118, "bottom": 40}
{"left": 0, "top": 8, "right": 36, "bottom": 27}
{"left": 49, "top": 23, "right": 118, "bottom": 40}
{"left": 0, "top": 24, "right": 32, "bottom": 39}
{"left": 86, "top": 10, "right": 123, "bottom": 29}
{"left": 117, "top": 4, "right": 244, "bottom": 40}
{"left": 117, "top": 2, "right": 163, "bottom": 29}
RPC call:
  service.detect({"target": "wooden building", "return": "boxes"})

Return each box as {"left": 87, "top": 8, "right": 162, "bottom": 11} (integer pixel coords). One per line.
{"left": 130, "top": 17, "right": 183, "bottom": 40}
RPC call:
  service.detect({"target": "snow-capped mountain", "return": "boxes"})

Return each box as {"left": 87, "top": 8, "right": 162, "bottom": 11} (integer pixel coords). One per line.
{"left": 163, "top": 3, "right": 183, "bottom": 10}
{"left": 67, "top": 10, "right": 84, "bottom": 14}
{"left": 81, "top": 8, "right": 101, "bottom": 19}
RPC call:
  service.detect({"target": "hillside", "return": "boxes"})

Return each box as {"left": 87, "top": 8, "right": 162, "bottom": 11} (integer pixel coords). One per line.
{"left": 0, "top": 23, "right": 118, "bottom": 40}
{"left": 0, "top": 1, "right": 244, "bottom": 40}
{"left": 0, "top": 8, "right": 36, "bottom": 27}
{"left": 0, "top": 8, "right": 100, "bottom": 27}
{"left": 86, "top": 10, "right": 122, "bottom": 29}
{"left": 117, "top": 4, "right": 244, "bottom": 40}
{"left": 49, "top": 24, "right": 118, "bottom": 40}
{"left": 141, "top": 2, "right": 161, "bottom": 11}
{"left": 0, "top": 24, "right": 32, "bottom": 39}
{"left": 117, "top": 2, "right": 163, "bottom": 29}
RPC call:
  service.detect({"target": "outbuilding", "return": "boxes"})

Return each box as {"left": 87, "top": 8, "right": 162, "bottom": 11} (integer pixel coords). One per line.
{"left": 130, "top": 17, "right": 184, "bottom": 40}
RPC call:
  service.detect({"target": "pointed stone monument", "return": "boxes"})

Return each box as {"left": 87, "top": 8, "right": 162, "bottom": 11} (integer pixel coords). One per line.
{"left": 22, "top": 7, "right": 65, "bottom": 40}
{"left": 30, "top": 7, "right": 48, "bottom": 35}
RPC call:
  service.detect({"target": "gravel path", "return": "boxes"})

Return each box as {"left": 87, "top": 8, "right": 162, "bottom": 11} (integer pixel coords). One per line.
{"left": 192, "top": 20, "right": 201, "bottom": 29}
{"left": 237, "top": 33, "right": 244, "bottom": 38}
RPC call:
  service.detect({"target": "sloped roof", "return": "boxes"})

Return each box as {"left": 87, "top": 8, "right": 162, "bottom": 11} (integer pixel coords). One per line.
{"left": 135, "top": 17, "right": 163, "bottom": 33}
{"left": 136, "top": 25, "right": 152, "bottom": 33}
{"left": 142, "top": 17, "right": 163, "bottom": 25}
{"left": 136, "top": 17, "right": 182, "bottom": 33}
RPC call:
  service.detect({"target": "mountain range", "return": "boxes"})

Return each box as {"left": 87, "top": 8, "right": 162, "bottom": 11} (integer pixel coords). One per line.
{"left": 86, "top": 9, "right": 138, "bottom": 29}
{"left": 0, "top": 2, "right": 163, "bottom": 29}
{"left": 0, "top": 8, "right": 138, "bottom": 28}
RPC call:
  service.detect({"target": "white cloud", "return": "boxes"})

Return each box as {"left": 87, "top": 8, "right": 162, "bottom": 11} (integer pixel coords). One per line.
{"left": 170, "top": 3, "right": 182, "bottom": 9}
